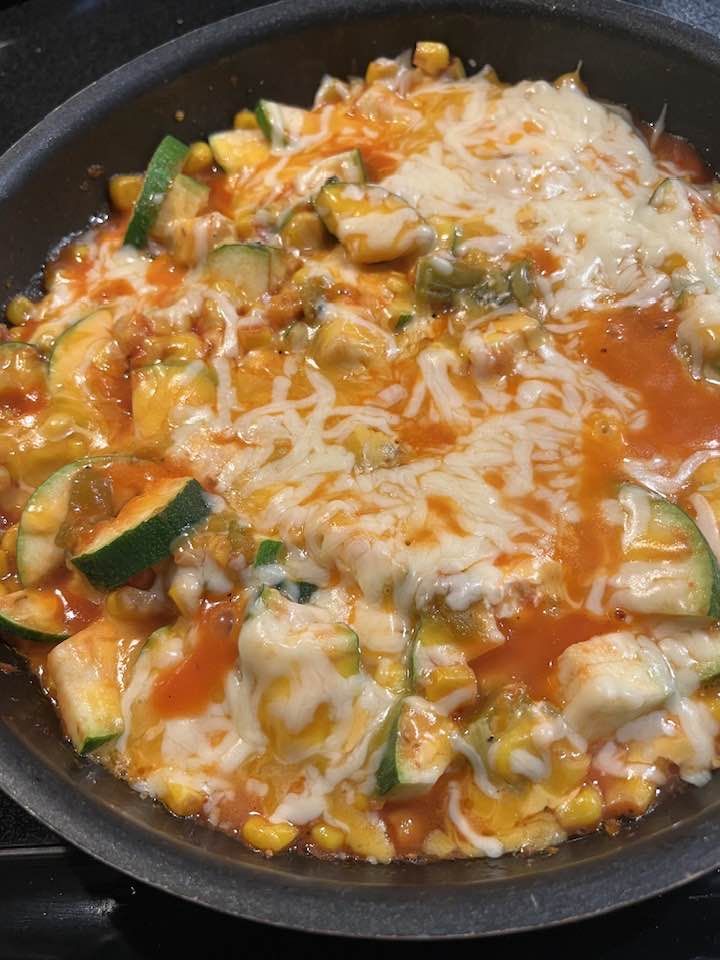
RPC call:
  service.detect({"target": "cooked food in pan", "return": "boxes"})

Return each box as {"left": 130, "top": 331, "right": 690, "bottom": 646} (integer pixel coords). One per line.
{"left": 3, "top": 42, "right": 720, "bottom": 862}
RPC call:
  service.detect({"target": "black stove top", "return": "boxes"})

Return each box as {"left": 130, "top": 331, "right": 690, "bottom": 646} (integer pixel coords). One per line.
{"left": 2, "top": 0, "right": 720, "bottom": 953}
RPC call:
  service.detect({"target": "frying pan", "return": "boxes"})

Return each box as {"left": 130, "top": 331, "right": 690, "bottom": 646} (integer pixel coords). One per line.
{"left": 1, "top": 0, "right": 720, "bottom": 938}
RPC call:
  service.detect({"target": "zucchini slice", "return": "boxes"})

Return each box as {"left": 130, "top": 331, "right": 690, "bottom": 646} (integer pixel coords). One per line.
{"left": 124, "top": 135, "right": 189, "bottom": 247}
{"left": 47, "top": 309, "right": 115, "bottom": 397}
{"left": 72, "top": 477, "right": 210, "bottom": 589}
{"left": 131, "top": 361, "right": 217, "bottom": 446}
{"left": 611, "top": 483, "right": 720, "bottom": 618}
{"left": 151, "top": 174, "right": 209, "bottom": 242}
{"left": 415, "top": 255, "right": 513, "bottom": 311}
{"left": 208, "top": 129, "right": 270, "bottom": 173}
{"left": 315, "top": 182, "right": 434, "bottom": 264}
{"left": 255, "top": 100, "right": 308, "bottom": 148}
{"left": 409, "top": 616, "right": 477, "bottom": 707}
{"left": 376, "top": 696, "right": 454, "bottom": 797}
{"left": 47, "top": 618, "right": 124, "bottom": 753}
{"left": 16, "top": 455, "right": 127, "bottom": 587}
{"left": 206, "top": 243, "right": 286, "bottom": 303}
{"left": 297, "top": 149, "right": 366, "bottom": 193}
{"left": 463, "top": 684, "right": 547, "bottom": 787}
{"left": 0, "top": 590, "right": 68, "bottom": 644}
{"left": 252, "top": 541, "right": 317, "bottom": 604}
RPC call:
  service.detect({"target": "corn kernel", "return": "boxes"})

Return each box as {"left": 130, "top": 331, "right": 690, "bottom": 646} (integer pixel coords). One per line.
{"left": 280, "top": 210, "right": 329, "bottom": 252}
{"left": 556, "top": 785, "right": 603, "bottom": 833}
{"left": 603, "top": 777, "right": 657, "bottom": 818}
{"left": 311, "top": 822, "right": 345, "bottom": 852}
{"left": 233, "top": 209, "right": 255, "bottom": 239}
{"left": 0, "top": 551, "right": 9, "bottom": 579}
{"left": 424, "top": 663, "right": 477, "bottom": 703}
{"left": 183, "top": 141, "right": 213, "bottom": 175}
{"left": 365, "top": 58, "right": 400, "bottom": 85}
{"left": 353, "top": 792, "right": 370, "bottom": 812}
{"left": 1, "top": 526, "right": 18, "bottom": 555}
{"left": 159, "top": 332, "right": 205, "bottom": 362}
{"left": 5, "top": 294, "right": 34, "bottom": 327}
{"left": 164, "top": 781, "right": 205, "bottom": 817}
{"left": 242, "top": 814, "right": 298, "bottom": 853}
{"left": 234, "top": 109, "right": 258, "bottom": 130}
{"left": 413, "top": 42, "right": 450, "bottom": 77}
{"left": 109, "top": 174, "right": 143, "bottom": 213}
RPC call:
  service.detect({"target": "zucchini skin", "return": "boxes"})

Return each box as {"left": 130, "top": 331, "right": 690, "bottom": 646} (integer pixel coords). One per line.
{"left": 0, "top": 591, "right": 68, "bottom": 644}
{"left": 72, "top": 478, "right": 210, "bottom": 589}
{"left": 619, "top": 483, "right": 720, "bottom": 619}
{"left": 375, "top": 703, "right": 403, "bottom": 796}
{"left": 254, "top": 539, "right": 285, "bottom": 566}
{"left": 16, "top": 455, "right": 136, "bottom": 588}
{"left": 124, "top": 136, "right": 189, "bottom": 248}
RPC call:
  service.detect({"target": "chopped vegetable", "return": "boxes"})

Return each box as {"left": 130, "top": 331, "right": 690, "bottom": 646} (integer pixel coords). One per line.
{"left": 315, "top": 182, "right": 434, "bottom": 264}
{"left": 124, "top": 135, "right": 189, "bottom": 247}
{"left": 72, "top": 477, "right": 210, "bottom": 589}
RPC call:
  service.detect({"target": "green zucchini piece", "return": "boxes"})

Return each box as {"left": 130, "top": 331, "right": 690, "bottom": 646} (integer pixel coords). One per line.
{"left": 507, "top": 259, "right": 536, "bottom": 307}
{"left": 47, "top": 618, "right": 124, "bottom": 753}
{"left": 463, "top": 684, "right": 540, "bottom": 787}
{"left": 409, "top": 616, "right": 454, "bottom": 688}
{"left": 376, "top": 696, "right": 454, "bottom": 797}
{"left": 252, "top": 541, "right": 317, "bottom": 603}
{"left": 283, "top": 580, "right": 317, "bottom": 604}
{"left": 315, "top": 182, "right": 433, "bottom": 264}
{"left": 614, "top": 483, "right": 720, "bottom": 618}
{"left": 124, "top": 135, "right": 189, "bottom": 247}
{"left": 408, "top": 615, "right": 478, "bottom": 706}
{"left": 206, "top": 243, "right": 285, "bottom": 302}
{"left": 72, "top": 477, "right": 210, "bottom": 589}
{"left": 255, "top": 100, "right": 307, "bottom": 148}
{"left": 415, "top": 255, "right": 512, "bottom": 310}
{"left": 0, "top": 590, "right": 68, "bottom": 643}
{"left": 254, "top": 539, "right": 285, "bottom": 566}
{"left": 394, "top": 313, "right": 414, "bottom": 332}
{"left": 16, "top": 455, "right": 130, "bottom": 587}
{"left": 151, "top": 174, "right": 209, "bottom": 240}
{"left": 47, "top": 309, "right": 115, "bottom": 396}
{"left": 299, "top": 149, "right": 366, "bottom": 192}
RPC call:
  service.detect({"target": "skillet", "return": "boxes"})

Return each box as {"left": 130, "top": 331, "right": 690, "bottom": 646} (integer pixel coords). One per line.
{"left": 1, "top": 0, "right": 720, "bottom": 938}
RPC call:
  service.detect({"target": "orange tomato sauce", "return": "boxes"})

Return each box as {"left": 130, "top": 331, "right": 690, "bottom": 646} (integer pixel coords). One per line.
{"left": 150, "top": 602, "right": 241, "bottom": 718}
